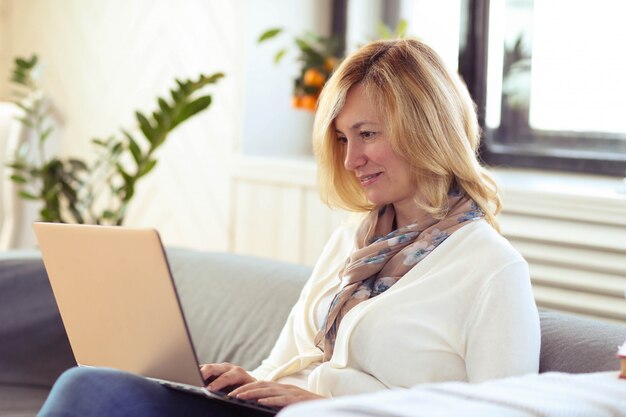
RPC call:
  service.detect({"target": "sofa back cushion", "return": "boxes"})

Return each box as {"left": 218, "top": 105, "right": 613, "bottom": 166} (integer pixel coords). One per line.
{"left": 167, "top": 248, "right": 311, "bottom": 370}
{"left": 2, "top": 249, "right": 625, "bottom": 390}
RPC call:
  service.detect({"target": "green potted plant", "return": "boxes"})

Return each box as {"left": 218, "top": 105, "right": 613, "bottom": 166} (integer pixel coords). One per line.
{"left": 7, "top": 55, "right": 224, "bottom": 225}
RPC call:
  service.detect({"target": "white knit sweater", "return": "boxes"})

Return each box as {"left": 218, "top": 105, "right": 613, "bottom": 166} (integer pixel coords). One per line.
{"left": 250, "top": 219, "right": 540, "bottom": 397}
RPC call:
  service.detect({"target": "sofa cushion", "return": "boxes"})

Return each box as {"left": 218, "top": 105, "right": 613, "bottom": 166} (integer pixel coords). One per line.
{"left": 539, "top": 309, "right": 626, "bottom": 373}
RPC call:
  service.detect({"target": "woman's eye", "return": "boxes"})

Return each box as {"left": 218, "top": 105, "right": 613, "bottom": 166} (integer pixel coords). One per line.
{"left": 337, "top": 136, "right": 347, "bottom": 144}
{"left": 360, "top": 131, "right": 377, "bottom": 140}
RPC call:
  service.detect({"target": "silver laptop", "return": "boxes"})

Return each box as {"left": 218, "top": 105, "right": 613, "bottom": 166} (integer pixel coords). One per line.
{"left": 33, "top": 222, "right": 278, "bottom": 415}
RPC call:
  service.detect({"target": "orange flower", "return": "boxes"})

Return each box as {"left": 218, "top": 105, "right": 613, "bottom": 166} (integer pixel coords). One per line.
{"left": 300, "top": 94, "right": 318, "bottom": 111}
{"left": 303, "top": 68, "right": 326, "bottom": 88}
{"left": 291, "top": 95, "right": 303, "bottom": 109}
{"left": 324, "top": 57, "right": 337, "bottom": 72}
{"left": 292, "top": 94, "right": 318, "bottom": 111}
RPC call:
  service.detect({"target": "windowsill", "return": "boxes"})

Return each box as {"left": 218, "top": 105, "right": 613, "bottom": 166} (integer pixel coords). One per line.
{"left": 490, "top": 167, "right": 626, "bottom": 200}
{"left": 232, "top": 154, "right": 317, "bottom": 187}
{"left": 233, "top": 155, "right": 626, "bottom": 209}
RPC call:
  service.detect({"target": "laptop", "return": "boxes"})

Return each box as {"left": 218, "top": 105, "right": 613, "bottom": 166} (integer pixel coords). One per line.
{"left": 33, "top": 222, "right": 279, "bottom": 415}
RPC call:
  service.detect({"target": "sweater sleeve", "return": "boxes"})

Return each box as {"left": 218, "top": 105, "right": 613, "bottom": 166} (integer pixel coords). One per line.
{"left": 249, "top": 223, "right": 356, "bottom": 380}
{"left": 463, "top": 261, "right": 541, "bottom": 383}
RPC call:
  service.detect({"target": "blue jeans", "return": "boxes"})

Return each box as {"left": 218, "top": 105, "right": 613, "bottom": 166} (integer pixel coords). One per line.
{"left": 38, "top": 367, "right": 272, "bottom": 417}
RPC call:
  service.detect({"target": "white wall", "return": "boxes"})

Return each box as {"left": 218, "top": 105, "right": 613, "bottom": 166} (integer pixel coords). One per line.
{"left": 0, "top": 0, "right": 9, "bottom": 100}
{"left": 240, "top": 0, "right": 331, "bottom": 158}
{"left": 0, "top": 0, "right": 245, "bottom": 250}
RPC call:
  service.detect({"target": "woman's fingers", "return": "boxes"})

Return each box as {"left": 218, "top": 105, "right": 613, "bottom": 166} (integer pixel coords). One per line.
{"left": 230, "top": 381, "right": 323, "bottom": 407}
{"left": 199, "top": 363, "right": 230, "bottom": 382}
{"left": 199, "top": 363, "right": 255, "bottom": 391}
{"left": 229, "top": 381, "right": 277, "bottom": 398}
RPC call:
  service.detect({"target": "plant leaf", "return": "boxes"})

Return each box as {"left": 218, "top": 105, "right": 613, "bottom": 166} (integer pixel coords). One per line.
{"left": 274, "top": 49, "right": 288, "bottom": 64}
{"left": 68, "top": 158, "right": 88, "bottom": 171}
{"left": 171, "top": 95, "right": 212, "bottom": 129}
{"left": 258, "top": 28, "right": 283, "bottom": 43}
{"left": 116, "top": 163, "right": 133, "bottom": 184}
{"left": 138, "top": 159, "right": 157, "bottom": 177}
{"left": 396, "top": 19, "right": 408, "bottom": 38}
{"left": 202, "top": 72, "right": 225, "bottom": 84}
{"left": 122, "top": 130, "right": 142, "bottom": 164}
{"left": 158, "top": 97, "right": 170, "bottom": 114}
{"left": 170, "top": 88, "right": 183, "bottom": 102}
{"left": 16, "top": 116, "right": 34, "bottom": 128}
{"left": 18, "top": 190, "right": 39, "bottom": 200}
{"left": 40, "top": 126, "right": 54, "bottom": 143}
{"left": 135, "top": 111, "right": 154, "bottom": 142}
{"left": 7, "top": 161, "right": 26, "bottom": 170}
{"left": 378, "top": 22, "right": 393, "bottom": 39}
{"left": 10, "top": 174, "right": 27, "bottom": 184}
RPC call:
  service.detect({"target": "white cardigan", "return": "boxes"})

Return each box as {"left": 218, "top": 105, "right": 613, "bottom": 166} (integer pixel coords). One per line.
{"left": 250, "top": 219, "right": 540, "bottom": 397}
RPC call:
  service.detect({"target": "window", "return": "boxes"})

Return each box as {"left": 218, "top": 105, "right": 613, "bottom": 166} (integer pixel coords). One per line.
{"left": 459, "top": 0, "right": 626, "bottom": 176}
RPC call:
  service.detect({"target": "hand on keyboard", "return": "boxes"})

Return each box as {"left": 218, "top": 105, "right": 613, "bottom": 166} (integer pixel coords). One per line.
{"left": 228, "top": 381, "right": 325, "bottom": 409}
{"left": 200, "top": 362, "right": 256, "bottom": 392}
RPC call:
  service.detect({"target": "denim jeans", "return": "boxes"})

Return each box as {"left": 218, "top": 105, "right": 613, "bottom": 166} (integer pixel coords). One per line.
{"left": 38, "top": 367, "right": 271, "bottom": 417}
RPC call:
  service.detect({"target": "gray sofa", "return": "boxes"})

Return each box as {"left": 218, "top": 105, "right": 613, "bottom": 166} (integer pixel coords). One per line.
{"left": 1, "top": 248, "right": 625, "bottom": 417}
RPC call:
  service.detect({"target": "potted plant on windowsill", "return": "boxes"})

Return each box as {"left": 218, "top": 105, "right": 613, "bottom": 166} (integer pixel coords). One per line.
{"left": 258, "top": 28, "right": 342, "bottom": 112}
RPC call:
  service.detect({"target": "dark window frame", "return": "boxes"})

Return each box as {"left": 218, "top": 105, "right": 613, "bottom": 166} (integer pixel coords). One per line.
{"left": 458, "top": 0, "right": 626, "bottom": 177}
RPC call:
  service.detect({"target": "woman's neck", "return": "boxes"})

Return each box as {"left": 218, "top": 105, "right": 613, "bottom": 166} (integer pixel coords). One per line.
{"left": 392, "top": 197, "right": 428, "bottom": 229}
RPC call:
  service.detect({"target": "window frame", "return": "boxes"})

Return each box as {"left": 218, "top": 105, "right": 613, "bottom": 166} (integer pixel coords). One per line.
{"left": 458, "top": 0, "right": 626, "bottom": 177}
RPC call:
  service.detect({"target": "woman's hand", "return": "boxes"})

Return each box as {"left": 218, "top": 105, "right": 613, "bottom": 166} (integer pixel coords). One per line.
{"left": 229, "top": 381, "right": 325, "bottom": 408}
{"left": 199, "top": 362, "right": 256, "bottom": 392}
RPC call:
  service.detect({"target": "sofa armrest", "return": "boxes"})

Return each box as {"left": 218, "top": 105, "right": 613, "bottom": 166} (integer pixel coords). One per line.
{"left": 0, "top": 252, "right": 75, "bottom": 388}
{"left": 539, "top": 309, "right": 626, "bottom": 373}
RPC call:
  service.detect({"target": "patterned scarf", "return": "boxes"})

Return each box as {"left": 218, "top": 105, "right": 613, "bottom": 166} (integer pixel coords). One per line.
{"left": 314, "top": 191, "right": 484, "bottom": 361}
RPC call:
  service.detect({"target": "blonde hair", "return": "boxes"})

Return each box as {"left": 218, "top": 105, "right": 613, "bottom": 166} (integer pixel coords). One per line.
{"left": 313, "top": 39, "right": 501, "bottom": 230}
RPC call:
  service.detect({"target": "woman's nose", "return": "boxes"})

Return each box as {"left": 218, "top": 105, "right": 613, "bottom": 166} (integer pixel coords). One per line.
{"left": 344, "top": 140, "right": 366, "bottom": 171}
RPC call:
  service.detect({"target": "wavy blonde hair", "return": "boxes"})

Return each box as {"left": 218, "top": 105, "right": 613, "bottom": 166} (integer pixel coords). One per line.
{"left": 313, "top": 39, "right": 501, "bottom": 230}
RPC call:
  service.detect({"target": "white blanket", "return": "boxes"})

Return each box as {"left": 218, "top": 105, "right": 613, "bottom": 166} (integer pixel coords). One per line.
{"left": 280, "top": 372, "right": 626, "bottom": 417}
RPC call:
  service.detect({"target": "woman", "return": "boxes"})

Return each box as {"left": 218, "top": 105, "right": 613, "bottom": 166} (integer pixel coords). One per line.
{"left": 38, "top": 39, "right": 540, "bottom": 417}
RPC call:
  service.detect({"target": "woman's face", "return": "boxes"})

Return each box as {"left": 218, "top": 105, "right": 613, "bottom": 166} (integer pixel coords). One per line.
{"left": 335, "top": 84, "right": 420, "bottom": 217}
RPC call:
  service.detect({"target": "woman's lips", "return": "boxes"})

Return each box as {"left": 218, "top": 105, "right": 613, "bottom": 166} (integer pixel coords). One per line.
{"left": 359, "top": 172, "right": 382, "bottom": 186}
